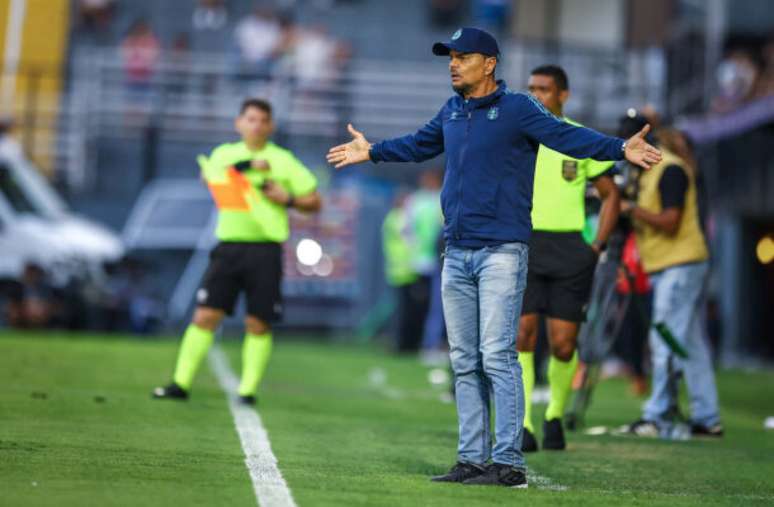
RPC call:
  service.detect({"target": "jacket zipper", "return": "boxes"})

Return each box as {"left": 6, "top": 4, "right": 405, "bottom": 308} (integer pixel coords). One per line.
{"left": 455, "top": 103, "right": 471, "bottom": 241}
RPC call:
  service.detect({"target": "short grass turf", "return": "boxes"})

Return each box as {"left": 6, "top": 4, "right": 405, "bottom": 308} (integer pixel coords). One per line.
{"left": 2, "top": 331, "right": 774, "bottom": 506}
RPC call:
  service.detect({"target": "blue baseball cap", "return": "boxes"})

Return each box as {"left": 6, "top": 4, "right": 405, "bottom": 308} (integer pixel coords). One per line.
{"left": 432, "top": 27, "right": 500, "bottom": 58}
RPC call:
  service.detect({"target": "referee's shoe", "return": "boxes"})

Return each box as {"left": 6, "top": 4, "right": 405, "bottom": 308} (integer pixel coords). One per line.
{"left": 152, "top": 382, "right": 189, "bottom": 400}
{"left": 542, "top": 418, "right": 566, "bottom": 450}
{"left": 522, "top": 427, "right": 539, "bottom": 452}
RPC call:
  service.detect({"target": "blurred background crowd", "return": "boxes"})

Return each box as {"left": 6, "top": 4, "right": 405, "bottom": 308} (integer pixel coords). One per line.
{"left": 0, "top": 0, "right": 772, "bottom": 387}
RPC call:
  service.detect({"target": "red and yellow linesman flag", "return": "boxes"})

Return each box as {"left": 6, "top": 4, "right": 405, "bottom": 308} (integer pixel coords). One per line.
{"left": 197, "top": 154, "right": 270, "bottom": 219}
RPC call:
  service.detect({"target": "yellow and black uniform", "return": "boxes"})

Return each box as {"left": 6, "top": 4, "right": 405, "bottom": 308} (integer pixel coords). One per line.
{"left": 634, "top": 148, "right": 708, "bottom": 273}
{"left": 522, "top": 118, "right": 614, "bottom": 322}
{"left": 197, "top": 140, "right": 317, "bottom": 321}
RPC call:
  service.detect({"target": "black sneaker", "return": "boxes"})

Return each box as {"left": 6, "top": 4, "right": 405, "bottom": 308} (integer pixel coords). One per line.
{"left": 522, "top": 428, "right": 538, "bottom": 453}
{"left": 626, "top": 419, "right": 660, "bottom": 437}
{"left": 239, "top": 395, "right": 257, "bottom": 406}
{"left": 462, "top": 463, "right": 528, "bottom": 488}
{"left": 152, "top": 382, "right": 189, "bottom": 400}
{"left": 430, "top": 462, "right": 485, "bottom": 483}
{"left": 542, "top": 418, "right": 566, "bottom": 450}
{"left": 691, "top": 423, "right": 724, "bottom": 438}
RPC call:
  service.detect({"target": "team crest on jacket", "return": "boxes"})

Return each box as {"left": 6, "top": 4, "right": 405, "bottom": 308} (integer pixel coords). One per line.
{"left": 562, "top": 160, "right": 578, "bottom": 181}
{"left": 487, "top": 107, "right": 499, "bottom": 120}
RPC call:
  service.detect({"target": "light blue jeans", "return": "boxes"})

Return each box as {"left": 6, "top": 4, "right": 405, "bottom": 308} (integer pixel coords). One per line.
{"left": 642, "top": 261, "right": 721, "bottom": 427}
{"left": 442, "top": 242, "right": 528, "bottom": 470}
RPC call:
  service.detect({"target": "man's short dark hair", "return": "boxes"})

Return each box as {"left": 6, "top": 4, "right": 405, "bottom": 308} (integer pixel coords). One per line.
{"left": 240, "top": 98, "right": 272, "bottom": 117}
{"left": 530, "top": 65, "right": 569, "bottom": 91}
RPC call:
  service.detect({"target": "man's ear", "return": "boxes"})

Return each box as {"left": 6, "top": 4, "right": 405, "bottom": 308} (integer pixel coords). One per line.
{"left": 486, "top": 57, "right": 497, "bottom": 76}
{"left": 559, "top": 89, "right": 570, "bottom": 105}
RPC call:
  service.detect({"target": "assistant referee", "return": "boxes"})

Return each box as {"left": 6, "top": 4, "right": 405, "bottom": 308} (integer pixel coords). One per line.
{"left": 517, "top": 65, "right": 621, "bottom": 452}
{"left": 153, "top": 98, "right": 322, "bottom": 404}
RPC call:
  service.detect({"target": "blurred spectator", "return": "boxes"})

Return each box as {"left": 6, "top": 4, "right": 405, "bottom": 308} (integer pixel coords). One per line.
{"left": 121, "top": 20, "right": 161, "bottom": 94}
{"left": 233, "top": 7, "right": 287, "bottom": 78}
{"left": 75, "top": 0, "right": 115, "bottom": 46}
{"left": 382, "top": 192, "right": 427, "bottom": 354}
{"left": 2, "top": 264, "right": 57, "bottom": 328}
{"left": 623, "top": 118, "right": 722, "bottom": 438}
{"left": 428, "top": 0, "right": 465, "bottom": 28}
{"left": 388, "top": 171, "right": 445, "bottom": 356}
{"left": 612, "top": 233, "right": 652, "bottom": 396}
{"left": 713, "top": 49, "right": 760, "bottom": 112}
{"left": 292, "top": 24, "right": 352, "bottom": 92}
{"left": 193, "top": 0, "right": 228, "bottom": 31}
{"left": 0, "top": 116, "right": 12, "bottom": 136}
{"left": 102, "top": 257, "right": 162, "bottom": 334}
{"left": 192, "top": 0, "right": 230, "bottom": 52}
{"left": 404, "top": 170, "right": 446, "bottom": 361}
{"left": 77, "top": 0, "right": 115, "bottom": 31}
{"left": 711, "top": 34, "right": 774, "bottom": 113}
{"left": 166, "top": 34, "right": 191, "bottom": 96}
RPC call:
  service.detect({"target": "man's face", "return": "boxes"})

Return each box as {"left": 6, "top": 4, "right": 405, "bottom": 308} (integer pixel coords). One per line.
{"left": 235, "top": 106, "right": 273, "bottom": 144}
{"left": 527, "top": 74, "right": 568, "bottom": 116}
{"left": 449, "top": 50, "right": 496, "bottom": 95}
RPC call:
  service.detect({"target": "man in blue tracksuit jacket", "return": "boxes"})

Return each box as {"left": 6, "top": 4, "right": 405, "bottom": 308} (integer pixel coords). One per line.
{"left": 327, "top": 27, "right": 661, "bottom": 488}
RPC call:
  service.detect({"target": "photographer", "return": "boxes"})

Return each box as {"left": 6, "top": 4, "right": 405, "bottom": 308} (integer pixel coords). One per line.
{"left": 621, "top": 117, "right": 722, "bottom": 438}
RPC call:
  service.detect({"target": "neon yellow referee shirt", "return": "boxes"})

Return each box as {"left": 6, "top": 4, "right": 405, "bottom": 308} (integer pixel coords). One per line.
{"left": 531, "top": 118, "right": 614, "bottom": 232}
{"left": 201, "top": 141, "right": 317, "bottom": 243}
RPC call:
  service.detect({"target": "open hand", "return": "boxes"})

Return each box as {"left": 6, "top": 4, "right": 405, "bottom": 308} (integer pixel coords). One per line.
{"left": 624, "top": 124, "right": 662, "bottom": 170}
{"left": 326, "top": 124, "right": 372, "bottom": 169}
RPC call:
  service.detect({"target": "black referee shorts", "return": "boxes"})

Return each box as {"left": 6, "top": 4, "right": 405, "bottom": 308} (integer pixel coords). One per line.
{"left": 195, "top": 242, "right": 283, "bottom": 322}
{"left": 521, "top": 231, "right": 598, "bottom": 322}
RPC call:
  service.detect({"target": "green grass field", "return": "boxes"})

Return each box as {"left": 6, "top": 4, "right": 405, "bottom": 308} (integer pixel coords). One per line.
{"left": 2, "top": 331, "right": 773, "bottom": 506}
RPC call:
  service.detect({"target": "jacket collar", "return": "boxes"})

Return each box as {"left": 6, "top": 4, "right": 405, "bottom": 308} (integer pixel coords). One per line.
{"left": 459, "top": 80, "right": 507, "bottom": 109}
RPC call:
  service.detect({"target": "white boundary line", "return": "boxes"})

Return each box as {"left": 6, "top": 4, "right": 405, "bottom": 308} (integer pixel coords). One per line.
{"left": 527, "top": 472, "right": 568, "bottom": 491}
{"left": 209, "top": 346, "right": 297, "bottom": 507}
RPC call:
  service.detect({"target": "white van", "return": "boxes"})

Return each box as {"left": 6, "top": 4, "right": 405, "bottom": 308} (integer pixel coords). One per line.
{"left": 0, "top": 135, "right": 124, "bottom": 285}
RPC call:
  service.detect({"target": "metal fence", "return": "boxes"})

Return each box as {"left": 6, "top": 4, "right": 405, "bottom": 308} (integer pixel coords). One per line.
{"left": 51, "top": 42, "right": 669, "bottom": 193}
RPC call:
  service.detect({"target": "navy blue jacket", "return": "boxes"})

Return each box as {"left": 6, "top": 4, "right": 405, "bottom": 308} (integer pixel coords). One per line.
{"left": 370, "top": 81, "right": 625, "bottom": 248}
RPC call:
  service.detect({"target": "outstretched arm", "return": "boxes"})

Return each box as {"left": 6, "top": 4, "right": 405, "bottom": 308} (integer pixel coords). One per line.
{"left": 327, "top": 110, "right": 445, "bottom": 169}
{"left": 517, "top": 94, "right": 662, "bottom": 169}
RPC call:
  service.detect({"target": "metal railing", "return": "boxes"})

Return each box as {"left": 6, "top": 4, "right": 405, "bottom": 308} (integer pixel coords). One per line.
{"left": 0, "top": 42, "right": 674, "bottom": 196}
{"left": 57, "top": 43, "right": 669, "bottom": 191}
